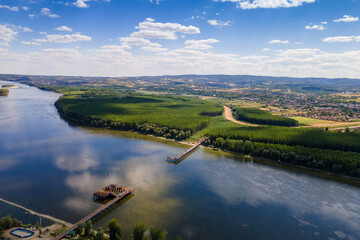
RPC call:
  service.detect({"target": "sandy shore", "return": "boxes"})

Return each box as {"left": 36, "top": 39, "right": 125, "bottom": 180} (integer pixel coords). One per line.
{"left": 0, "top": 197, "right": 72, "bottom": 227}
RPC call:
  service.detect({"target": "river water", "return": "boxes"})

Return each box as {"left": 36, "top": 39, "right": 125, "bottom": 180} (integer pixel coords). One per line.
{"left": 1, "top": 81, "right": 360, "bottom": 240}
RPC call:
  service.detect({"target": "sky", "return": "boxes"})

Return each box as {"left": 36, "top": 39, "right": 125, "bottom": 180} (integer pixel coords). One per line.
{"left": 1, "top": 0, "right": 360, "bottom": 78}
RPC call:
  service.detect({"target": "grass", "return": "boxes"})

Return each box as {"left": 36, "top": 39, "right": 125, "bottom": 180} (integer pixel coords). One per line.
{"left": 190, "top": 115, "right": 242, "bottom": 141}
{"left": 54, "top": 227, "right": 68, "bottom": 236}
{"left": 290, "top": 116, "right": 335, "bottom": 126}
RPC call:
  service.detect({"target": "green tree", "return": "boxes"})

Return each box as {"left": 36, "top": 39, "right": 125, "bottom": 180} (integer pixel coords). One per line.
{"left": 150, "top": 227, "right": 167, "bottom": 240}
{"left": 132, "top": 223, "right": 147, "bottom": 240}
{"left": 106, "top": 218, "right": 122, "bottom": 240}
{"left": 84, "top": 220, "right": 92, "bottom": 236}
{"left": 75, "top": 223, "right": 85, "bottom": 236}
{"left": 94, "top": 227, "right": 107, "bottom": 240}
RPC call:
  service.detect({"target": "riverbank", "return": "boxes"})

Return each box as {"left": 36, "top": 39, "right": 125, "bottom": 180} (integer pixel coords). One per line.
{"left": 0, "top": 198, "right": 72, "bottom": 227}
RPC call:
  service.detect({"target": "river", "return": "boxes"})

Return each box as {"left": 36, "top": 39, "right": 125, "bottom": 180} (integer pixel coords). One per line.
{"left": 0, "top": 81, "right": 360, "bottom": 240}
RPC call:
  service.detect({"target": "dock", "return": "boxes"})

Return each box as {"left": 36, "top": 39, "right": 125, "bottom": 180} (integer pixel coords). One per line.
{"left": 166, "top": 138, "right": 206, "bottom": 164}
{"left": 54, "top": 184, "right": 134, "bottom": 240}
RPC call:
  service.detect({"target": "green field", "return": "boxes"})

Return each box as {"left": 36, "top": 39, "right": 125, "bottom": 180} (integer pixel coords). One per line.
{"left": 290, "top": 116, "right": 334, "bottom": 126}
{"left": 55, "top": 89, "right": 223, "bottom": 140}
{"left": 234, "top": 107, "right": 298, "bottom": 127}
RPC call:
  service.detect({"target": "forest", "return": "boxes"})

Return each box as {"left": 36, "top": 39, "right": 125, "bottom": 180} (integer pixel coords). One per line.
{"left": 204, "top": 137, "right": 360, "bottom": 177}
{"left": 55, "top": 88, "right": 223, "bottom": 140}
{"left": 206, "top": 126, "right": 360, "bottom": 152}
{"left": 233, "top": 107, "right": 298, "bottom": 126}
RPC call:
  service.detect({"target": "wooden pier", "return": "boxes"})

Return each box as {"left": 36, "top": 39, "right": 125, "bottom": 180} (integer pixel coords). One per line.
{"left": 166, "top": 138, "right": 206, "bottom": 164}
{"left": 54, "top": 184, "right": 134, "bottom": 240}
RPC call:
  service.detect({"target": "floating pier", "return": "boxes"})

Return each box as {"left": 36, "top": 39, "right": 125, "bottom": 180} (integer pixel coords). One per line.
{"left": 166, "top": 138, "right": 206, "bottom": 164}
{"left": 55, "top": 184, "right": 134, "bottom": 240}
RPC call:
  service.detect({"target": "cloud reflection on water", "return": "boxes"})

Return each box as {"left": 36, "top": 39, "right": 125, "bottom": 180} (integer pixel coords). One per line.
{"left": 197, "top": 151, "right": 360, "bottom": 235}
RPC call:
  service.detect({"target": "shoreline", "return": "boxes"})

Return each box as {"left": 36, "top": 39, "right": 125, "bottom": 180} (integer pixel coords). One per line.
{"left": 0, "top": 197, "right": 72, "bottom": 227}
{"left": 58, "top": 107, "right": 360, "bottom": 186}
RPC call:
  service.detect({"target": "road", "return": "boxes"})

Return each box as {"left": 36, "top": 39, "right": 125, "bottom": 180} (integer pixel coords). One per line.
{"left": 223, "top": 106, "right": 258, "bottom": 127}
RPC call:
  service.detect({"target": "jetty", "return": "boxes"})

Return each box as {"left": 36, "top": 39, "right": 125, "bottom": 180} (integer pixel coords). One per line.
{"left": 166, "top": 138, "right": 206, "bottom": 164}
{"left": 55, "top": 184, "right": 134, "bottom": 240}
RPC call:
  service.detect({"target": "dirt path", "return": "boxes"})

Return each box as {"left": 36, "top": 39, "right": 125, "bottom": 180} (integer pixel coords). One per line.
{"left": 223, "top": 106, "right": 258, "bottom": 127}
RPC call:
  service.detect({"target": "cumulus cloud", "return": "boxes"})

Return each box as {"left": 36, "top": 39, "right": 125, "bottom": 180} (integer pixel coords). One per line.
{"left": 21, "top": 41, "right": 41, "bottom": 46}
{"left": 214, "top": 0, "right": 315, "bottom": 9}
{"left": 184, "top": 39, "right": 219, "bottom": 50}
{"left": 34, "top": 33, "right": 92, "bottom": 43}
{"left": 334, "top": 15, "right": 359, "bottom": 23}
{"left": 269, "top": 39, "right": 289, "bottom": 44}
{"left": 0, "top": 25, "right": 18, "bottom": 42}
{"left": 305, "top": 22, "right": 327, "bottom": 31}
{"left": 39, "top": 8, "right": 60, "bottom": 18}
{"left": 0, "top": 5, "right": 19, "bottom": 11}
{"left": 130, "top": 18, "right": 200, "bottom": 40}
{"left": 207, "top": 19, "right": 232, "bottom": 27}
{"left": 322, "top": 36, "right": 359, "bottom": 43}
{"left": 72, "top": 0, "right": 111, "bottom": 8}
{"left": 55, "top": 26, "right": 73, "bottom": 32}
{"left": 74, "top": 0, "right": 91, "bottom": 8}
{"left": 18, "top": 26, "right": 33, "bottom": 32}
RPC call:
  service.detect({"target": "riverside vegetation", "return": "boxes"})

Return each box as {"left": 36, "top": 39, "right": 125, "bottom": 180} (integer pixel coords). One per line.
{"left": 69, "top": 218, "right": 180, "bottom": 240}
{"left": 0, "top": 215, "right": 33, "bottom": 239}
{"left": 0, "top": 89, "right": 9, "bottom": 96}
{"left": 54, "top": 87, "right": 222, "bottom": 140}
{"left": 35, "top": 85, "right": 360, "bottom": 179}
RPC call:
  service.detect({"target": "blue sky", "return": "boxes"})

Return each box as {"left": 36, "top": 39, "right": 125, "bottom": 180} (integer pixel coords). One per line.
{"left": 1, "top": 0, "right": 360, "bottom": 77}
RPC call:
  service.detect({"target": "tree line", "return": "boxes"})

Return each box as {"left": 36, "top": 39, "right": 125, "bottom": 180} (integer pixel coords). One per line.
{"left": 233, "top": 107, "right": 298, "bottom": 127}
{"left": 204, "top": 137, "right": 360, "bottom": 178}
{"left": 206, "top": 126, "right": 360, "bottom": 153}
{"left": 70, "top": 219, "right": 181, "bottom": 240}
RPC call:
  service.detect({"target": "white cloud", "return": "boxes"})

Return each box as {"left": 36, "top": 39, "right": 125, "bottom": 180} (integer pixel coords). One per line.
{"left": 322, "top": 36, "right": 357, "bottom": 43}
{"left": 74, "top": 0, "right": 90, "bottom": 8}
{"left": 22, "top": 6, "right": 29, "bottom": 11}
{"left": 0, "top": 5, "right": 19, "bottom": 11}
{"left": 35, "top": 34, "right": 92, "bottom": 43}
{"left": 334, "top": 15, "right": 359, "bottom": 23}
{"left": 0, "top": 42, "right": 10, "bottom": 47}
{"left": 278, "top": 48, "right": 321, "bottom": 57}
{"left": 0, "top": 25, "right": 18, "bottom": 42}
{"left": 305, "top": 22, "right": 327, "bottom": 31}
{"left": 214, "top": 0, "right": 315, "bottom": 9}
{"left": 55, "top": 26, "right": 73, "bottom": 32}
{"left": 18, "top": 26, "right": 33, "bottom": 32}
{"left": 184, "top": 39, "right": 220, "bottom": 50}
{"left": 130, "top": 18, "right": 200, "bottom": 40}
{"left": 119, "top": 37, "right": 151, "bottom": 46}
{"left": 207, "top": 19, "right": 232, "bottom": 27}
{"left": 40, "top": 8, "right": 59, "bottom": 18}
{"left": 21, "top": 41, "right": 41, "bottom": 46}
{"left": 3, "top": 45, "right": 360, "bottom": 78}
{"left": 269, "top": 39, "right": 289, "bottom": 44}
{"left": 72, "top": 0, "right": 111, "bottom": 8}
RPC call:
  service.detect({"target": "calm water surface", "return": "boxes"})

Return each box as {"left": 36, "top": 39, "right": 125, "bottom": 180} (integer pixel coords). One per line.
{"left": 1, "top": 81, "right": 360, "bottom": 240}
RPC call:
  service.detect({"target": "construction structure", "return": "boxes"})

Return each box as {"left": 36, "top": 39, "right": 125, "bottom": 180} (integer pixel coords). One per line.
{"left": 55, "top": 184, "right": 134, "bottom": 240}
{"left": 166, "top": 138, "right": 206, "bottom": 164}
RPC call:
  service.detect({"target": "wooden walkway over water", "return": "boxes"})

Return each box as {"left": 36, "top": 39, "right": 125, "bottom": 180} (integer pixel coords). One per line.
{"left": 166, "top": 138, "right": 206, "bottom": 164}
{"left": 54, "top": 186, "right": 134, "bottom": 240}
